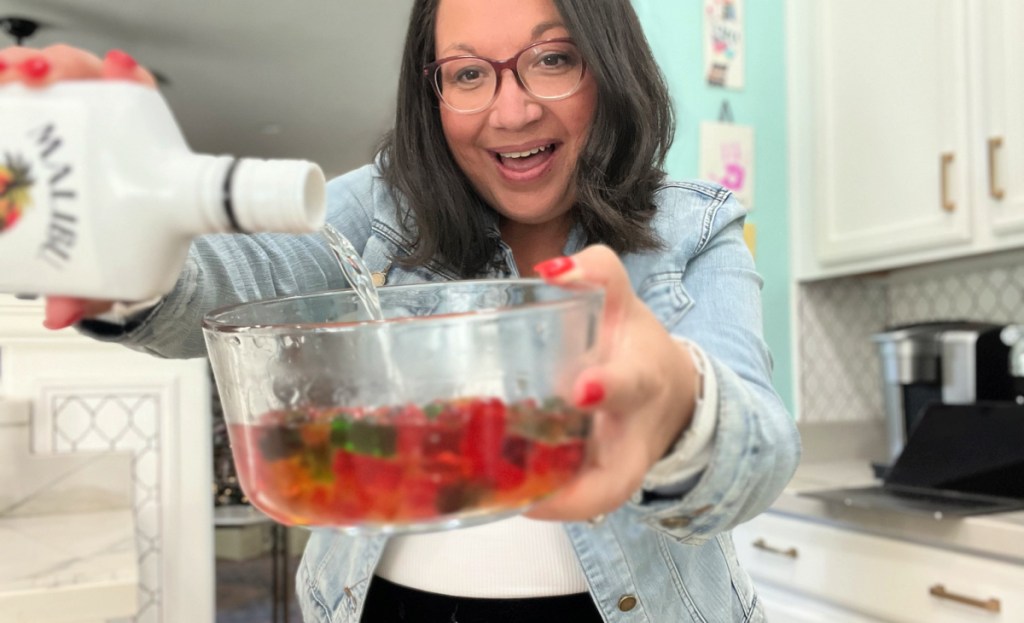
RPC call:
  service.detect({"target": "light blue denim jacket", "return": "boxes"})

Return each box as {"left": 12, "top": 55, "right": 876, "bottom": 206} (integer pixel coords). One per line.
{"left": 100, "top": 164, "right": 800, "bottom": 623}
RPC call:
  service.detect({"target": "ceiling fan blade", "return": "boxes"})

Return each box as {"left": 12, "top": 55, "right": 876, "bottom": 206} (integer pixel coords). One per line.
{"left": 150, "top": 69, "right": 172, "bottom": 87}
{"left": 0, "top": 16, "right": 50, "bottom": 45}
{"left": 0, "top": 14, "right": 172, "bottom": 86}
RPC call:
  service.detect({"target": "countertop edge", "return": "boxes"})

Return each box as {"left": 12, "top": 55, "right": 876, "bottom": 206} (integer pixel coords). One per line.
{"left": 766, "top": 460, "right": 1024, "bottom": 565}
{"left": 0, "top": 509, "right": 138, "bottom": 623}
{"left": 0, "top": 581, "right": 137, "bottom": 623}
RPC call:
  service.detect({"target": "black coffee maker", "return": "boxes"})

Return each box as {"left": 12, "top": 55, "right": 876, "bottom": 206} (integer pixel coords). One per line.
{"left": 802, "top": 322, "right": 1024, "bottom": 517}
{"left": 998, "top": 324, "right": 1024, "bottom": 400}
{"left": 871, "top": 321, "right": 1016, "bottom": 463}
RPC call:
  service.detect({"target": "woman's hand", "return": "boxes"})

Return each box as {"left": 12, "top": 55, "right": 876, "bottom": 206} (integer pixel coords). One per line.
{"left": 0, "top": 44, "right": 158, "bottom": 329}
{"left": 524, "top": 245, "right": 700, "bottom": 522}
{"left": 0, "top": 44, "right": 156, "bottom": 87}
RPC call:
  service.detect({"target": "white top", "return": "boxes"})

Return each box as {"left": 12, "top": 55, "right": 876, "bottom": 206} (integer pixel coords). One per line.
{"left": 376, "top": 515, "right": 590, "bottom": 597}
{"left": 376, "top": 341, "right": 719, "bottom": 598}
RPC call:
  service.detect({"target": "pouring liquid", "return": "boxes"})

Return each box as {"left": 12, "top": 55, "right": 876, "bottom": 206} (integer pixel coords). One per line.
{"left": 322, "top": 223, "right": 384, "bottom": 321}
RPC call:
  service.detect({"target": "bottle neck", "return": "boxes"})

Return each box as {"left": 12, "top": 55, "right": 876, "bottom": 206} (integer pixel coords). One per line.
{"left": 172, "top": 153, "right": 238, "bottom": 235}
{"left": 218, "top": 158, "right": 246, "bottom": 232}
{"left": 181, "top": 155, "right": 326, "bottom": 235}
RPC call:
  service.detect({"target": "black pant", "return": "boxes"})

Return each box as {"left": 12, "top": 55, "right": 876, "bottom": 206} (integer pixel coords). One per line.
{"left": 360, "top": 576, "right": 605, "bottom": 623}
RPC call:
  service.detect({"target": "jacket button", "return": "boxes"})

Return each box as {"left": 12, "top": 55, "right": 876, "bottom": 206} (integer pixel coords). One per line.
{"left": 618, "top": 595, "right": 638, "bottom": 611}
{"left": 659, "top": 516, "right": 691, "bottom": 529}
{"left": 371, "top": 272, "right": 387, "bottom": 287}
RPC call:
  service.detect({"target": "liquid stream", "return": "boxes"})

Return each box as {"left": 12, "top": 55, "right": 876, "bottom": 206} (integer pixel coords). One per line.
{"left": 322, "top": 223, "right": 384, "bottom": 321}
{"left": 321, "top": 223, "right": 407, "bottom": 394}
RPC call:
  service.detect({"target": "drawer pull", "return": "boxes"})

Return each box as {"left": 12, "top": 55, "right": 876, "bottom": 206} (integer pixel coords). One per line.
{"left": 752, "top": 538, "right": 798, "bottom": 559}
{"left": 929, "top": 584, "right": 1001, "bottom": 613}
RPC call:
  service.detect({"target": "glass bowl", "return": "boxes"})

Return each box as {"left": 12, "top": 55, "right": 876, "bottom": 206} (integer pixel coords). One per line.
{"left": 202, "top": 279, "right": 603, "bottom": 533}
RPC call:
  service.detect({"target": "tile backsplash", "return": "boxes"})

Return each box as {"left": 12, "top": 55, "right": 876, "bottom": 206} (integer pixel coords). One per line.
{"left": 798, "top": 276, "right": 887, "bottom": 423}
{"left": 798, "top": 249, "right": 1024, "bottom": 423}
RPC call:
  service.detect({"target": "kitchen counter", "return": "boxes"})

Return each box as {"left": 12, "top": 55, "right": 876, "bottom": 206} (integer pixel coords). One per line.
{"left": 0, "top": 399, "right": 137, "bottom": 623}
{"left": 0, "top": 509, "right": 137, "bottom": 623}
{"left": 771, "top": 420, "right": 1024, "bottom": 565}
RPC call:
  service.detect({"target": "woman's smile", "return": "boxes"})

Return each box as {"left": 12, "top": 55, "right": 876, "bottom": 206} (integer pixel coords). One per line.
{"left": 490, "top": 140, "right": 559, "bottom": 182}
{"left": 435, "top": 0, "right": 597, "bottom": 227}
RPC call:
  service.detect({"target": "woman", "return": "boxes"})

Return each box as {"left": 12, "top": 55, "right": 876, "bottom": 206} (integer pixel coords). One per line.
{"left": 0, "top": 0, "right": 800, "bottom": 621}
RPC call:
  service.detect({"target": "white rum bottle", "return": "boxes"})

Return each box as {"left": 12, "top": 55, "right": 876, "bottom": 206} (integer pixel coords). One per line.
{"left": 0, "top": 81, "right": 326, "bottom": 300}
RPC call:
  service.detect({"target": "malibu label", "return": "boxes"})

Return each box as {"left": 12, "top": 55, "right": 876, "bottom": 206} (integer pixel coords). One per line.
{"left": 30, "top": 123, "right": 78, "bottom": 269}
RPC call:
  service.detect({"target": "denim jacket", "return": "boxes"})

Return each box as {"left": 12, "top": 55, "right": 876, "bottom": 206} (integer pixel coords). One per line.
{"left": 99, "top": 164, "right": 800, "bottom": 623}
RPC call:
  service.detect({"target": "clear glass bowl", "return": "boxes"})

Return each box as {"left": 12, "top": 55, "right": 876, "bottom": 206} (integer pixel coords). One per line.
{"left": 202, "top": 279, "right": 603, "bottom": 533}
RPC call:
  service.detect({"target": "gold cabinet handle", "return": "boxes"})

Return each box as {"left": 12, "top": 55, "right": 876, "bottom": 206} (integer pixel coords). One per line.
{"left": 929, "top": 584, "right": 1001, "bottom": 613}
{"left": 940, "top": 153, "right": 956, "bottom": 212}
{"left": 988, "top": 137, "right": 1006, "bottom": 200}
{"left": 752, "top": 538, "right": 798, "bottom": 559}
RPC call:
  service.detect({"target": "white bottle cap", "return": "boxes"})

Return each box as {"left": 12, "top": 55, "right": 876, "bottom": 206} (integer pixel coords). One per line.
{"left": 229, "top": 158, "right": 327, "bottom": 233}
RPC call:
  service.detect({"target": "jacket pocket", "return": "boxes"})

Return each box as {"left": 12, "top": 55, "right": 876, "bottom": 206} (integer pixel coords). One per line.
{"left": 658, "top": 531, "right": 759, "bottom": 622}
{"left": 362, "top": 232, "right": 457, "bottom": 286}
{"left": 717, "top": 532, "right": 763, "bottom": 622}
{"left": 295, "top": 552, "right": 332, "bottom": 623}
{"left": 638, "top": 271, "right": 694, "bottom": 329}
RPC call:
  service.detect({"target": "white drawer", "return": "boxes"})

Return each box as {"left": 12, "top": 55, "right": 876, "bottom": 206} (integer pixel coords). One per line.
{"left": 757, "top": 583, "right": 886, "bottom": 623}
{"left": 732, "top": 512, "right": 1024, "bottom": 623}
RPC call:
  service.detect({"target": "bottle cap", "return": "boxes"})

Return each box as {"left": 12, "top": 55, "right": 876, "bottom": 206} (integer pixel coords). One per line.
{"left": 230, "top": 158, "right": 327, "bottom": 233}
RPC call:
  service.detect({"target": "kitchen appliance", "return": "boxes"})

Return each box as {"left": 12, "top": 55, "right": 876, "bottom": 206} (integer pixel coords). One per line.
{"left": 871, "top": 321, "right": 1016, "bottom": 463}
{"left": 802, "top": 402, "right": 1024, "bottom": 517}
{"left": 998, "top": 324, "right": 1024, "bottom": 401}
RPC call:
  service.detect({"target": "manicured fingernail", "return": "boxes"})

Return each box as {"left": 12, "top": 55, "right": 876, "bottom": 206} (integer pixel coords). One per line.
{"left": 577, "top": 381, "right": 605, "bottom": 408}
{"left": 42, "top": 310, "right": 84, "bottom": 330}
{"left": 18, "top": 56, "right": 51, "bottom": 80}
{"left": 106, "top": 49, "right": 137, "bottom": 70}
{"left": 534, "top": 256, "right": 576, "bottom": 279}
{"left": 0, "top": 59, "right": 8, "bottom": 72}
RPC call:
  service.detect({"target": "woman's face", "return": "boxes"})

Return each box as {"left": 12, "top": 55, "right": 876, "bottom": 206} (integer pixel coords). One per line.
{"left": 434, "top": 0, "right": 598, "bottom": 228}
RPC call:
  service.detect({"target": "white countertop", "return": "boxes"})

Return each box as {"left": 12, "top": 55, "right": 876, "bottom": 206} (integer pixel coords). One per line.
{"left": 0, "top": 509, "right": 137, "bottom": 623}
{"left": 772, "top": 421, "right": 1024, "bottom": 564}
{"left": 1, "top": 401, "right": 138, "bottom": 622}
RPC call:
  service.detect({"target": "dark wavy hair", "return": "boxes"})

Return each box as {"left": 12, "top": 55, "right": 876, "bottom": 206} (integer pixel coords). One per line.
{"left": 379, "top": 0, "right": 674, "bottom": 277}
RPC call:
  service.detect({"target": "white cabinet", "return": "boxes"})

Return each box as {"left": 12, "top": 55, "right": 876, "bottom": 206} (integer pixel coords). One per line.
{"left": 0, "top": 296, "right": 215, "bottom": 623}
{"left": 789, "top": 0, "right": 1024, "bottom": 280}
{"left": 733, "top": 512, "right": 1024, "bottom": 623}
{"left": 757, "top": 583, "right": 885, "bottom": 623}
{"left": 799, "top": 1, "right": 972, "bottom": 268}
{"left": 978, "top": 0, "right": 1024, "bottom": 239}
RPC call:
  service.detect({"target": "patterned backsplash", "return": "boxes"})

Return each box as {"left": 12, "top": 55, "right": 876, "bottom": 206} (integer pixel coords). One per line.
{"left": 797, "top": 248, "right": 1024, "bottom": 422}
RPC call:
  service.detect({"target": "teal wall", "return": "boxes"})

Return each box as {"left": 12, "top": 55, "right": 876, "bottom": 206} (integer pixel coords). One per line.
{"left": 633, "top": 1, "right": 793, "bottom": 410}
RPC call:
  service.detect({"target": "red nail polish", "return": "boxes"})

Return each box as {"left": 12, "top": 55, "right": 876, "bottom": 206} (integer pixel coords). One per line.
{"left": 42, "top": 310, "right": 82, "bottom": 331}
{"left": 106, "top": 49, "right": 137, "bottom": 70}
{"left": 19, "top": 56, "right": 50, "bottom": 80}
{"left": 0, "top": 59, "right": 8, "bottom": 72}
{"left": 578, "top": 381, "right": 605, "bottom": 407}
{"left": 534, "top": 256, "right": 575, "bottom": 279}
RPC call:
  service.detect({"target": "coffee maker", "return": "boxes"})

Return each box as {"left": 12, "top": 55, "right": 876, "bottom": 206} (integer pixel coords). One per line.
{"left": 801, "top": 321, "right": 1024, "bottom": 517}
{"left": 872, "top": 321, "right": 1016, "bottom": 463}
{"left": 998, "top": 324, "right": 1024, "bottom": 400}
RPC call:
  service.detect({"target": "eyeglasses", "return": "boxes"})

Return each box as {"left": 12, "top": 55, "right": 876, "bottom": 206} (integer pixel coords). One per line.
{"left": 423, "top": 38, "right": 587, "bottom": 114}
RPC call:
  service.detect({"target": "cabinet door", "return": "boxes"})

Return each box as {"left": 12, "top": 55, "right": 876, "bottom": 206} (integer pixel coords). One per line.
{"left": 757, "top": 583, "right": 887, "bottom": 623}
{"left": 733, "top": 512, "right": 1024, "bottom": 623}
{"left": 0, "top": 297, "right": 215, "bottom": 623}
{"left": 978, "top": 0, "right": 1024, "bottom": 236}
{"left": 804, "top": 0, "right": 972, "bottom": 266}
